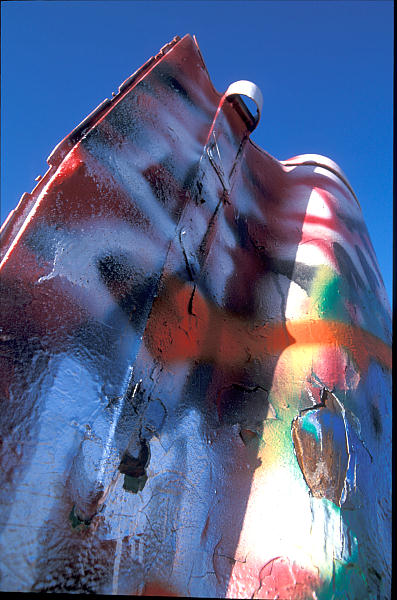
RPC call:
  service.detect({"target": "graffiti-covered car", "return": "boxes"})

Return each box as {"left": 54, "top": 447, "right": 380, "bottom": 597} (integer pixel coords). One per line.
{"left": 0, "top": 34, "right": 391, "bottom": 598}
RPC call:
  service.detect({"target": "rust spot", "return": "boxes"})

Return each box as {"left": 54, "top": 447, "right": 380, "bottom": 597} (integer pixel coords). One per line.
{"left": 200, "top": 512, "right": 211, "bottom": 544}
{"left": 119, "top": 438, "right": 150, "bottom": 493}
{"left": 239, "top": 428, "right": 258, "bottom": 446}
{"left": 142, "top": 582, "right": 178, "bottom": 596}
{"left": 291, "top": 389, "right": 349, "bottom": 506}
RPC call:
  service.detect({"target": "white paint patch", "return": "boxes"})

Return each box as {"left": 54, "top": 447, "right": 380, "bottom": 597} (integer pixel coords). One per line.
{"left": 285, "top": 280, "right": 309, "bottom": 320}
{"left": 295, "top": 242, "right": 331, "bottom": 267}
{"left": 227, "top": 466, "right": 346, "bottom": 593}
{"left": 305, "top": 187, "right": 332, "bottom": 219}
{"left": 205, "top": 249, "right": 235, "bottom": 305}
{"left": 36, "top": 218, "right": 165, "bottom": 321}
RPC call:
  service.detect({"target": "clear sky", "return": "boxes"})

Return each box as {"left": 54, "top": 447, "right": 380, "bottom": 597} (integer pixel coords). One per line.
{"left": 1, "top": 0, "right": 393, "bottom": 306}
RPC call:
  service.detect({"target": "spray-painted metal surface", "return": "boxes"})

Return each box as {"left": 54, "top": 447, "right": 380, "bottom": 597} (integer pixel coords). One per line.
{"left": 0, "top": 34, "right": 391, "bottom": 597}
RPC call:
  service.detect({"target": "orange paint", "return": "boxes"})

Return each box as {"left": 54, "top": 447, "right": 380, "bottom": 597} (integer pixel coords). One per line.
{"left": 285, "top": 319, "right": 391, "bottom": 373}
{"left": 145, "top": 277, "right": 391, "bottom": 373}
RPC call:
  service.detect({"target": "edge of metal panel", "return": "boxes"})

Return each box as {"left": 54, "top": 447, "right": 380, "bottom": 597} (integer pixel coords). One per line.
{"left": 0, "top": 35, "right": 185, "bottom": 258}
{"left": 280, "top": 154, "right": 360, "bottom": 207}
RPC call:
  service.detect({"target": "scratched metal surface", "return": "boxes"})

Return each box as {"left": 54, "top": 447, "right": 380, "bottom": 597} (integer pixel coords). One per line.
{"left": 0, "top": 35, "right": 392, "bottom": 598}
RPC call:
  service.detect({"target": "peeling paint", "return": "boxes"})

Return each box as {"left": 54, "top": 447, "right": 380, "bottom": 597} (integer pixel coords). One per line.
{"left": 291, "top": 389, "right": 350, "bottom": 506}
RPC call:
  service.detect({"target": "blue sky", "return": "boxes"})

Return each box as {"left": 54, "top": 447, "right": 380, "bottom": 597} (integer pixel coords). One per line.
{"left": 1, "top": 0, "right": 393, "bottom": 305}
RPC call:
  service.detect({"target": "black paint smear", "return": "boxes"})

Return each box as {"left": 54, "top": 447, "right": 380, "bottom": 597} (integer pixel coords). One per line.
{"left": 370, "top": 404, "right": 382, "bottom": 437}
{"left": 217, "top": 384, "right": 270, "bottom": 429}
{"left": 333, "top": 242, "right": 365, "bottom": 292}
{"left": 235, "top": 215, "right": 251, "bottom": 249}
{"left": 355, "top": 244, "right": 380, "bottom": 291}
{"left": 24, "top": 224, "right": 59, "bottom": 263}
{"left": 119, "top": 438, "right": 150, "bottom": 493}
{"left": 97, "top": 252, "right": 158, "bottom": 327}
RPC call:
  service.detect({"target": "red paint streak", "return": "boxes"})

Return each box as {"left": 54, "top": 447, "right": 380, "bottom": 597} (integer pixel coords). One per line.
{"left": 227, "top": 556, "right": 321, "bottom": 599}
{"left": 42, "top": 145, "right": 151, "bottom": 230}
{"left": 142, "top": 582, "right": 178, "bottom": 596}
{"left": 256, "top": 556, "right": 321, "bottom": 599}
{"left": 306, "top": 345, "right": 351, "bottom": 391}
{"left": 0, "top": 242, "right": 87, "bottom": 340}
{"left": 145, "top": 277, "right": 392, "bottom": 373}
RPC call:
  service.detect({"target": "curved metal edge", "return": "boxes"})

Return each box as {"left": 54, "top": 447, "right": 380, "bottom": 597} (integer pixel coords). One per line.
{"left": 281, "top": 153, "right": 360, "bottom": 207}
{"left": 225, "top": 80, "right": 263, "bottom": 128}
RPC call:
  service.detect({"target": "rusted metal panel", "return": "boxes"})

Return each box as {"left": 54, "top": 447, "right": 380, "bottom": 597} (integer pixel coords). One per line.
{"left": 0, "top": 34, "right": 391, "bottom": 598}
